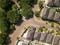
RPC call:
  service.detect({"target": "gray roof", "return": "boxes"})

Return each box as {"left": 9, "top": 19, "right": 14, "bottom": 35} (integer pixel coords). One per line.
{"left": 47, "top": 9, "right": 55, "bottom": 20}
{"left": 52, "top": 36, "right": 60, "bottom": 45}
{"left": 40, "top": 32, "right": 47, "bottom": 42}
{"left": 54, "top": 0, "right": 60, "bottom": 7}
{"left": 22, "top": 43, "right": 27, "bottom": 45}
{"left": 47, "top": 0, "right": 53, "bottom": 6}
{"left": 46, "top": 34, "right": 54, "bottom": 44}
{"left": 34, "top": 32, "right": 41, "bottom": 41}
{"left": 41, "top": 7, "right": 50, "bottom": 19}
{"left": 26, "top": 27, "right": 36, "bottom": 40}
{"left": 54, "top": 12, "right": 60, "bottom": 23}
{"left": 58, "top": 40, "right": 60, "bottom": 45}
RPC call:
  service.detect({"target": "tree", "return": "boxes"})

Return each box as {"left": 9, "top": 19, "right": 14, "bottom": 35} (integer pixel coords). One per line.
{"left": 0, "top": 0, "right": 7, "bottom": 8}
{"left": 35, "top": 11, "right": 40, "bottom": 18}
{"left": 19, "top": 0, "right": 28, "bottom": 7}
{"left": 12, "top": 4, "right": 17, "bottom": 10}
{"left": 39, "top": 1, "right": 43, "bottom": 9}
{"left": 0, "top": 8, "right": 8, "bottom": 33}
{"left": 7, "top": 9, "right": 20, "bottom": 23}
{"left": 20, "top": 4, "right": 32, "bottom": 18}
{"left": 51, "top": 22, "right": 54, "bottom": 27}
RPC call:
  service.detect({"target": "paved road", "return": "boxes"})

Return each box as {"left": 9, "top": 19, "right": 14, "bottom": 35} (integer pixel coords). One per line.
{"left": 9, "top": 17, "right": 57, "bottom": 45}
{"left": 9, "top": 0, "right": 57, "bottom": 45}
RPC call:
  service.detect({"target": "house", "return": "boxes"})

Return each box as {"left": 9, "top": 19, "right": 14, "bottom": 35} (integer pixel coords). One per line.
{"left": 46, "top": 33, "right": 54, "bottom": 44}
{"left": 40, "top": 32, "right": 48, "bottom": 42}
{"left": 34, "top": 32, "right": 41, "bottom": 41}
{"left": 54, "top": 0, "right": 60, "bottom": 7}
{"left": 58, "top": 40, "right": 60, "bottom": 45}
{"left": 44, "top": 0, "right": 60, "bottom": 7}
{"left": 47, "top": 9, "right": 55, "bottom": 20}
{"left": 41, "top": 7, "right": 50, "bottom": 20}
{"left": 54, "top": 12, "right": 60, "bottom": 23}
{"left": 52, "top": 36, "right": 60, "bottom": 45}
{"left": 47, "top": 0, "right": 54, "bottom": 6}
{"left": 26, "top": 26, "right": 36, "bottom": 41}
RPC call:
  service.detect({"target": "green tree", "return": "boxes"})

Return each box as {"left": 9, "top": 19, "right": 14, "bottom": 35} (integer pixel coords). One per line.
{"left": 39, "top": 1, "right": 43, "bottom": 9}
{"left": 12, "top": 4, "right": 17, "bottom": 10}
{"left": 51, "top": 22, "right": 54, "bottom": 27}
{"left": 35, "top": 11, "right": 40, "bottom": 18}
{"left": 20, "top": 4, "right": 32, "bottom": 18}
{"left": 0, "top": 0, "right": 7, "bottom": 8}
{"left": 7, "top": 9, "right": 19, "bottom": 23}
{"left": 0, "top": 8, "right": 8, "bottom": 33}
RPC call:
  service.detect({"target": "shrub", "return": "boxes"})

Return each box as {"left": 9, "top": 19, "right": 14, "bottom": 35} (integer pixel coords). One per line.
{"left": 56, "top": 8, "right": 60, "bottom": 13}
{"left": 39, "top": 1, "right": 43, "bottom": 9}
{"left": 51, "top": 30, "right": 55, "bottom": 33}
{"left": 35, "top": 11, "right": 40, "bottom": 18}
{"left": 51, "top": 22, "right": 54, "bottom": 27}
{"left": 56, "top": 31, "right": 60, "bottom": 35}
{"left": 44, "top": 28, "right": 48, "bottom": 32}
{"left": 17, "top": 37, "right": 20, "bottom": 40}
{"left": 46, "top": 21, "right": 48, "bottom": 24}
{"left": 38, "top": 27, "right": 43, "bottom": 32}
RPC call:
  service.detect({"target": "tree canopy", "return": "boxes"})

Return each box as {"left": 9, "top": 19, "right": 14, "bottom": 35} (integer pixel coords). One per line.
{"left": 20, "top": 4, "right": 32, "bottom": 18}
{"left": 0, "top": 8, "right": 8, "bottom": 33}
{"left": 7, "top": 9, "right": 19, "bottom": 23}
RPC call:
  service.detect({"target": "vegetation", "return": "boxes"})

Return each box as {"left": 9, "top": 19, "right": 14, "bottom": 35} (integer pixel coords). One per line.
{"left": 0, "top": 0, "right": 36, "bottom": 45}
{"left": 35, "top": 11, "right": 40, "bottom": 18}
{"left": 56, "top": 8, "right": 60, "bottom": 13}
{"left": 20, "top": 4, "right": 32, "bottom": 18}
{"left": 51, "top": 22, "right": 54, "bottom": 27}
{"left": 17, "top": 37, "right": 20, "bottom": 40}
{"left": 39, "top": 1, "right": 43, "bottom": 9}
{"left": 51, "top": 30, "right": 55, "bottom": 33}
{"left": 7, "top": 9, "right": 20, "bottom": 24}
{"left": 38, "top": 27, "right": 43, "bottom": 32}
{"left": 45, "top": 21, "right": 48, "bottom": 24}
{"left": 56, "top": 31, "right": 60, "bottom": 35}
{"left": 44, "top": 28, "right": 48, "bottom": 32}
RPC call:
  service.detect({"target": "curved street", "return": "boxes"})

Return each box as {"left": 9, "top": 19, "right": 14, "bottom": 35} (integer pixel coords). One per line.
{"left": 9, "top": 17, "right": 57, "bottom": 45}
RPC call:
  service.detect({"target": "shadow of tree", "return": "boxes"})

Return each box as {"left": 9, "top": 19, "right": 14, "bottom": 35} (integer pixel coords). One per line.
{"left": 25, "top": 11, "right": 34, "bottom": 20}
{"left": 6, "top": 36, "right": 11, "bottom": 45}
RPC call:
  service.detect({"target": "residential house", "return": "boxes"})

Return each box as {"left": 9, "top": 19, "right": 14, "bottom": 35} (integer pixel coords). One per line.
{"left": 52, "top": 36, "right": 60, "bottom": 45}
{"left": 34, "top": 32, "right": 41, "bottom": 41}
{"left": 26, "top": 27, "right": 36, "bottom": 41}
{"left": 46, "top": 33, "right": 54, "bottom": 44}
{"left": 40, "top": 32, "right": 48, "bottom": 42}
{"left": 47, "top": 9, "right": 55, "bottom": 20}
{"left": 54, "top": 12, "right": 60, "bottom": 23}
{"left": 41, "top": 7, "right": 50, "bottom": 20}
